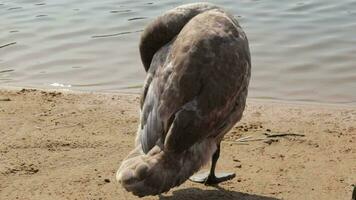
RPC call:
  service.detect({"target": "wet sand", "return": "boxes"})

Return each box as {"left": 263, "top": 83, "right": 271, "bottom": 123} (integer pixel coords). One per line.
{"left": 0, "top": 88, "right": 355, "bottom": 200}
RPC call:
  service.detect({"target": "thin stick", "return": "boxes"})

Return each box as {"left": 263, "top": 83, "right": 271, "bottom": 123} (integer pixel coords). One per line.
{"left": 266, "top": 133, "right": 305, "bottom": 138}
{"left": 235, "top": 135, "right": 252, "bottom": 142}
{"left": 0, "top": 98, "right": 11, "bottom": 101}
{"left": 237, "top": 138, "right": 268, "bottom": 142}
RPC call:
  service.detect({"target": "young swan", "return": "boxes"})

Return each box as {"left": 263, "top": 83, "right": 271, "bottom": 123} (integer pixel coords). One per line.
{"left": 116, "top": 2, "right": 251, "bottom": 197}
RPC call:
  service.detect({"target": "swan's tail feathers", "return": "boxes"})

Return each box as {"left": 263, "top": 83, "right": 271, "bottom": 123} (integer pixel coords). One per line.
{"left": 116, "top": 140, "right": 217, "bottom": 197}
{"left": 139, "top": 2, "right": 220, "bottom": 72}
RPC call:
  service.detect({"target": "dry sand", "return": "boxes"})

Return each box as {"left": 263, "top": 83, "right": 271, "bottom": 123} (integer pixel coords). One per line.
{"left": 0, "top": 88, "right": 355, "bottom": 200}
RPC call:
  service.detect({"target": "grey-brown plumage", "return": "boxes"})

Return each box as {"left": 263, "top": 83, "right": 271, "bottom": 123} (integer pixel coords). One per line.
{"left": 116, "top": 2, "right": 251, "bottom": 197}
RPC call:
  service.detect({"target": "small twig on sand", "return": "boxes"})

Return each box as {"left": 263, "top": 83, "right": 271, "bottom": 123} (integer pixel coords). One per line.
{"left": 237, "top": 138, "right": 267, "bottom": 142}
{"left": 0, "top": 98, "right": 11, "bottom": 101}
{"left": 266, "top": 133, "right": 305, "bottom": 138}
{"left": 235, "top": 135, "right": 252, "bottom": 142}
{"left": 0, "top": 42, "right": 16, "bottom": 49}
{"left": 235, "top": 135, "right": 270, "bottom": 143}
{"left": 233, "top": 132, "right": 305, "bottom": 144}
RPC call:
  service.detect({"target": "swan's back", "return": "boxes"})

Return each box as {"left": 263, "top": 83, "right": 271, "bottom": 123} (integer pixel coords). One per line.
{"left": 117, "top": 3, "right": 250, "bottom": 197}
{"left": 139, "top": 3, "right": 223, "bottom": 72}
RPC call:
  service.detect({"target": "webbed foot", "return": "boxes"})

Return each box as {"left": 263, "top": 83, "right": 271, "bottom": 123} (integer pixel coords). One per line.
{"left": 189, "top": 171, "right": 235, "bottom": 185}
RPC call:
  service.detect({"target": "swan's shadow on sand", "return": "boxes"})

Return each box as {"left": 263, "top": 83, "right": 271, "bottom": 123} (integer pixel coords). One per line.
{"left": 159, "top": 186, "right": 280, "bottom": 200}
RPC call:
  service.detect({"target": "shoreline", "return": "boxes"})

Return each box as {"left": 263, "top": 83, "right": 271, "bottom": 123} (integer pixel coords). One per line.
{"left": 1, "top": 86, "right": 355, "bottom": 109}
{"left": 0, "top": 88, "right": 355, "bottom": 200}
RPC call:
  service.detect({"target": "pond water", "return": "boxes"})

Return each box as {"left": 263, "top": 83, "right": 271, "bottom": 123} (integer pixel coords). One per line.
{"left": 1, "top": 0, "right": 356, "bottom": 105}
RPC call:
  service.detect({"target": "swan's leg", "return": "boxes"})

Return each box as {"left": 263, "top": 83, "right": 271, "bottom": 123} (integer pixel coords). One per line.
{"left": 189, "top": 144, "right": 235, "bottom": 185}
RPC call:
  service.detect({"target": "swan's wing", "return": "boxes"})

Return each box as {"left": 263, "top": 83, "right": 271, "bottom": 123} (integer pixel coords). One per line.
{"left": 158, "top": 10, "right": 251, "bottom": 153}
{"left": 139, "top": 41, "right": 172, "bottom": 153}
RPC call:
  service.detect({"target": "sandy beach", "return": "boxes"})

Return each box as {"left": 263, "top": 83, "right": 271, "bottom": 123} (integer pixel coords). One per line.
{"left": 0, "top": 88, "right": 355, "bottom": 200}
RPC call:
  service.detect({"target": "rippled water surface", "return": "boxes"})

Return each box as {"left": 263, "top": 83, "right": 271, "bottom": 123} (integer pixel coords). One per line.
{"left": 1, "top": 0, "right": 356, "bottom": 104}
